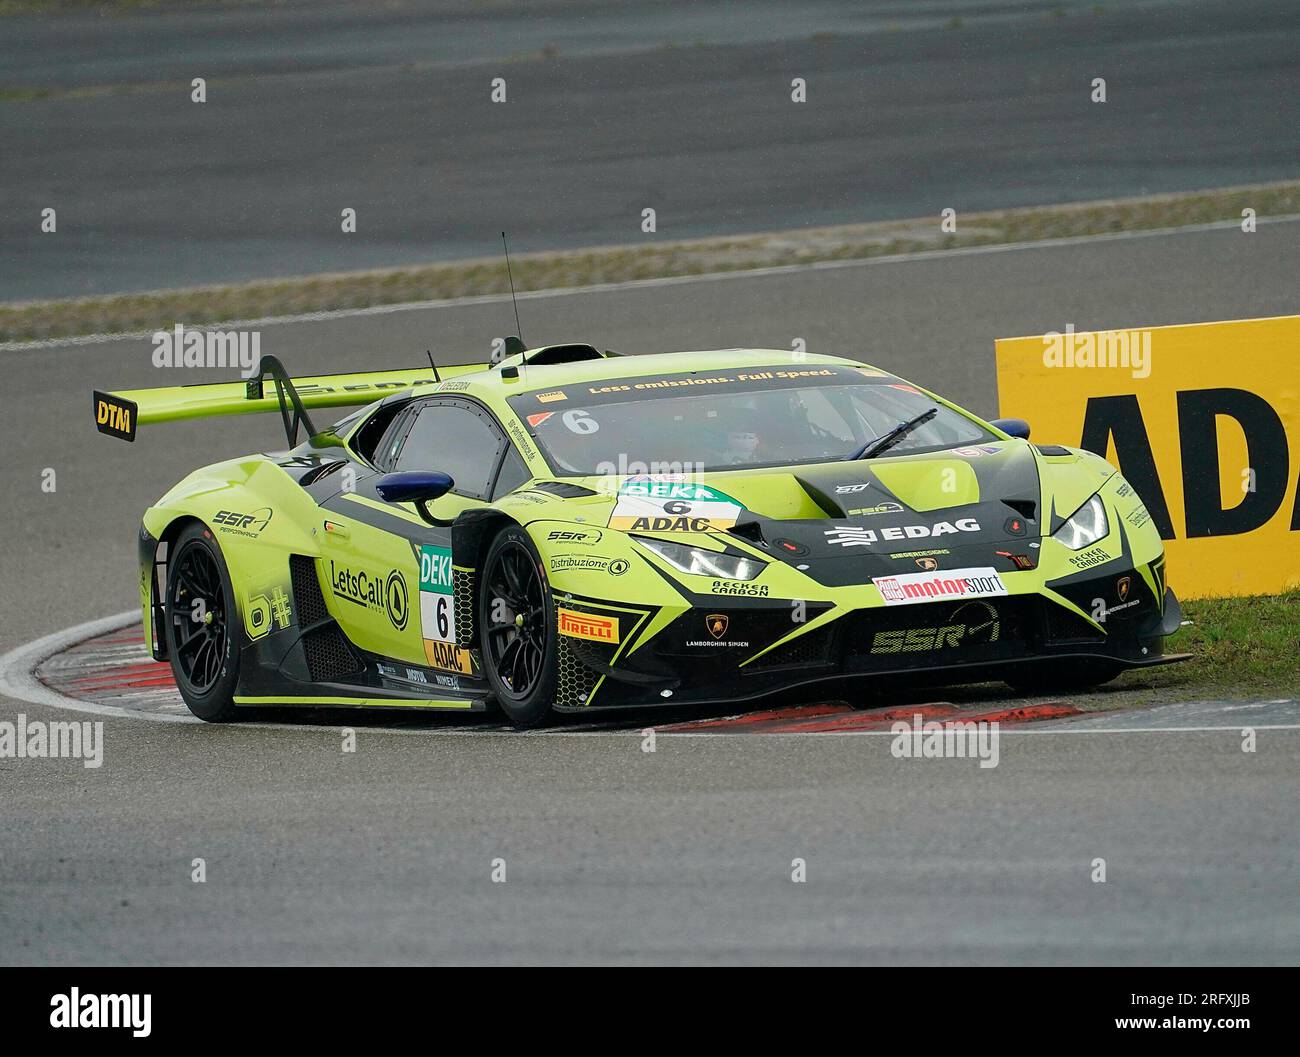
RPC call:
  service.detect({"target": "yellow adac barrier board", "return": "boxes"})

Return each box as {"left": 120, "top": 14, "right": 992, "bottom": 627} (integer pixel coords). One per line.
{"left": 997, "top": 315, "right": 1300, "bottom": 598}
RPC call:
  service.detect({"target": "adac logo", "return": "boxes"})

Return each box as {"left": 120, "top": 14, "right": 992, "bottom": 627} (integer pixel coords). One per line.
{"left": 706, "top": 613, "right": 729, "bottom": 639}
{"left": 1116, "top": 575, "right": 1132, "bottom": 603}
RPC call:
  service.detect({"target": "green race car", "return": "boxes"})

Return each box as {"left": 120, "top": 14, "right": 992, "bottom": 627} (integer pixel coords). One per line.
{"left": 94, "top": 342, "right": 1186, "bottom": 727}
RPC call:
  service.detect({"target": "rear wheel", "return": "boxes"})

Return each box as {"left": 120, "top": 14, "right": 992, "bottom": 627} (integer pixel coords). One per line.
{"left": 163, "top": 522, "right": 242, "bottom": 722}
{"left": 479, "top": 526, "right": 558, "bottom": 728}
{"left": 1004, "top": 660, "right": 1122, "bottom": 696}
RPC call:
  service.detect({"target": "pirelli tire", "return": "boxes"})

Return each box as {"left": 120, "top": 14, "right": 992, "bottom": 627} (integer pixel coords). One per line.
{"left": 162, "top": 521, "right": 243, "bottom": 722}
{"left": 478, "top": 525, "right": 560, "bottom": 728}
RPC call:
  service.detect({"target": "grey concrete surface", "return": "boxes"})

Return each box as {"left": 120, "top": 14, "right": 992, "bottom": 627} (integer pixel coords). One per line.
{"left": 2, "top": 0, "right": 1298, "bottom": 298}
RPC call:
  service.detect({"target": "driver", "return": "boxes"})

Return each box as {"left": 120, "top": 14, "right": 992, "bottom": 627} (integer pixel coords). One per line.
{"left": 705, "top": 401, "right": 764, "bottom": 465}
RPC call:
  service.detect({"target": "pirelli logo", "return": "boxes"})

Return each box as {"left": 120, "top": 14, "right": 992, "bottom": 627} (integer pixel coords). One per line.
{"left": 558, "top": 608, "right": 620, "bottom": 644}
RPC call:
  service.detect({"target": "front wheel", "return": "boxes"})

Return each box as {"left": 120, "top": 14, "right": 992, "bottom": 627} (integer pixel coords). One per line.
{"left": 163, "top": 521, "right": 242, "bottom": 722}
{"left": 478, "top": 526, "right": 558, "bottom": 728}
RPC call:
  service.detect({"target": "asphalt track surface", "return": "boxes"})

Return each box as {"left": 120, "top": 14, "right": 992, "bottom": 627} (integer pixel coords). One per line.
{"left": 4, "top": 0, "right": 1300, "bottom": 298}
{"left": 2, "top": 221, "right": 1299, "bottom": 964}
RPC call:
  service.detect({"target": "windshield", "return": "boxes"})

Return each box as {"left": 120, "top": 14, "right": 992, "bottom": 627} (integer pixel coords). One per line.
{"left": 508, "top": 365, "right": 994, "bottom": 476}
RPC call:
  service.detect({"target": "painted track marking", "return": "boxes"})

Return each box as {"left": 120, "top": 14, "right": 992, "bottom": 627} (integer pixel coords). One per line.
{"left": 2, "top": 612, "right": 1296, "bottom": 737}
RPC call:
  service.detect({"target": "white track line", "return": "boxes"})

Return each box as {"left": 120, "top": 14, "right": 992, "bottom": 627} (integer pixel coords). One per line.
{"left": 3, "top": 612, "right": 1297, "bottom": 738}
{"left": 0, "top": 610, "right": 197, "bottom": 725}
{"left": 6, "top": 214, "right": 1300, "bottom": 352}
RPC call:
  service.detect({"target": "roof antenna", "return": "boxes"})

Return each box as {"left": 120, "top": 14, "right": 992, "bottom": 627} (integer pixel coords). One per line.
{"left": 425, "top": 349, "right": 441, "bottom": 383}
{"left": 501, "top": 231, "right": 525, "bottom": 348}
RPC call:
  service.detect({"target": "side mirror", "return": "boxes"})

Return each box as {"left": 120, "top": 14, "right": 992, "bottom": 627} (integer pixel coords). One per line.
{"left": 375, "top": 470, "right": 455, "bottom": 526}
{"left": 989, "top": 417, "right": 1031, "bottom": 440}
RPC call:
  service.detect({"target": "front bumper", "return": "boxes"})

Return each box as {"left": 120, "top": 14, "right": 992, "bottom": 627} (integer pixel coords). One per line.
{"left": 553, "top": 584, "right": 1186, "bottom": 712}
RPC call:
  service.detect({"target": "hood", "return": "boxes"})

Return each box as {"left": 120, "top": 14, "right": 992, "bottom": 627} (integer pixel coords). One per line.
{"left": 518, "top": 440, "right": 1116, "bottom": 588}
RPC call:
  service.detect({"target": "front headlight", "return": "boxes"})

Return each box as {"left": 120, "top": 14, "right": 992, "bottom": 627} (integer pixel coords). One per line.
{"left": 635, "top": 537, "right": 765, "bottom": 580}
{"left": 1053, "top": 493, "right": 1109, "bottom": 550}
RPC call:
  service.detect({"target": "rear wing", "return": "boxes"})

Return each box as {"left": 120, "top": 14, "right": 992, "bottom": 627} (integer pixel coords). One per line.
{"left": 93, "top": 356, "right": 488, "bottom": 443}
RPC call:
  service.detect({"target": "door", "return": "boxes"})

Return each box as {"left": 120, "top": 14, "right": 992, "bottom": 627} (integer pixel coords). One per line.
{"left": 318, "top": 398, "right": 512, "bottom": 676}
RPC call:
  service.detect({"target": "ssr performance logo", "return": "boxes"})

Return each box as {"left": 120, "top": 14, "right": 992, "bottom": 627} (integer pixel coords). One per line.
{"left": 50, "top": 988, "right": 151, "bottom": 1037}
{"left": 329, "top": 561, "right": 408, "bottom": 630}
{"left": 869, "top": 601, "right": 1001, "bottom": 654}
{"left": 213, "top": 506, "right": 273, "bottom": 537}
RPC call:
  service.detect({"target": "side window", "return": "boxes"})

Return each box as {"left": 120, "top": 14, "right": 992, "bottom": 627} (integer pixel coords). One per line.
{"left": 491, "top": 445, "right": 531, "bottom": 499}
{"left": 351, "top": 400, "right": 413, "bottom": 469}
{"left": 393, "top": 401, "right": 505, "bottom": 499}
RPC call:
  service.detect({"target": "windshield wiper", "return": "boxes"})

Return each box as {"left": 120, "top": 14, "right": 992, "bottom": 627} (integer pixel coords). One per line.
{"left": 846, "top": 407, "right": 939, "bottom": 460}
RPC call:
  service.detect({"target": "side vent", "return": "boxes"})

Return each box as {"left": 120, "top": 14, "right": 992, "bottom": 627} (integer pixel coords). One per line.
{"left": 289, "top": 554, "right": 361, "bottom": 680}
{"left": 289, "top": 555, "right": 329, "bottom": 627}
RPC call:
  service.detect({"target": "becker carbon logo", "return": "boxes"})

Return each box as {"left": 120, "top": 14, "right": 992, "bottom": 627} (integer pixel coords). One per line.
{"left": 329, "top": 561, "right": 409, "bottom": 630}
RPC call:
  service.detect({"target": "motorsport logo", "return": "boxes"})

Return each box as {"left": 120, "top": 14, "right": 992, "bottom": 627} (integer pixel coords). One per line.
{"left": 213, "top": 506, "right": 273, "bottom": 538}
{"left": 329, "top": 561, "right": 408, "bottom": 630}
{"left": 873, "top": 567, "right": 1008, "bottom": 606}
{"left": 824, "top": 518, "right": 981, "bottom": 548}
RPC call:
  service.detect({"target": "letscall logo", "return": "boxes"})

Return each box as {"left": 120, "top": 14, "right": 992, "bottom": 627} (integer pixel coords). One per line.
{"left": 329, "top": 561, "right": 408, "bottom": 630}
{"left": 213, "top": 506, "right": 273, "bottom": 537}
{"left": 824, "top": 518, "right": 981, "bottom": 548}
{"left": 50, "top": 988, "right": 150, "bottom": 1037}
